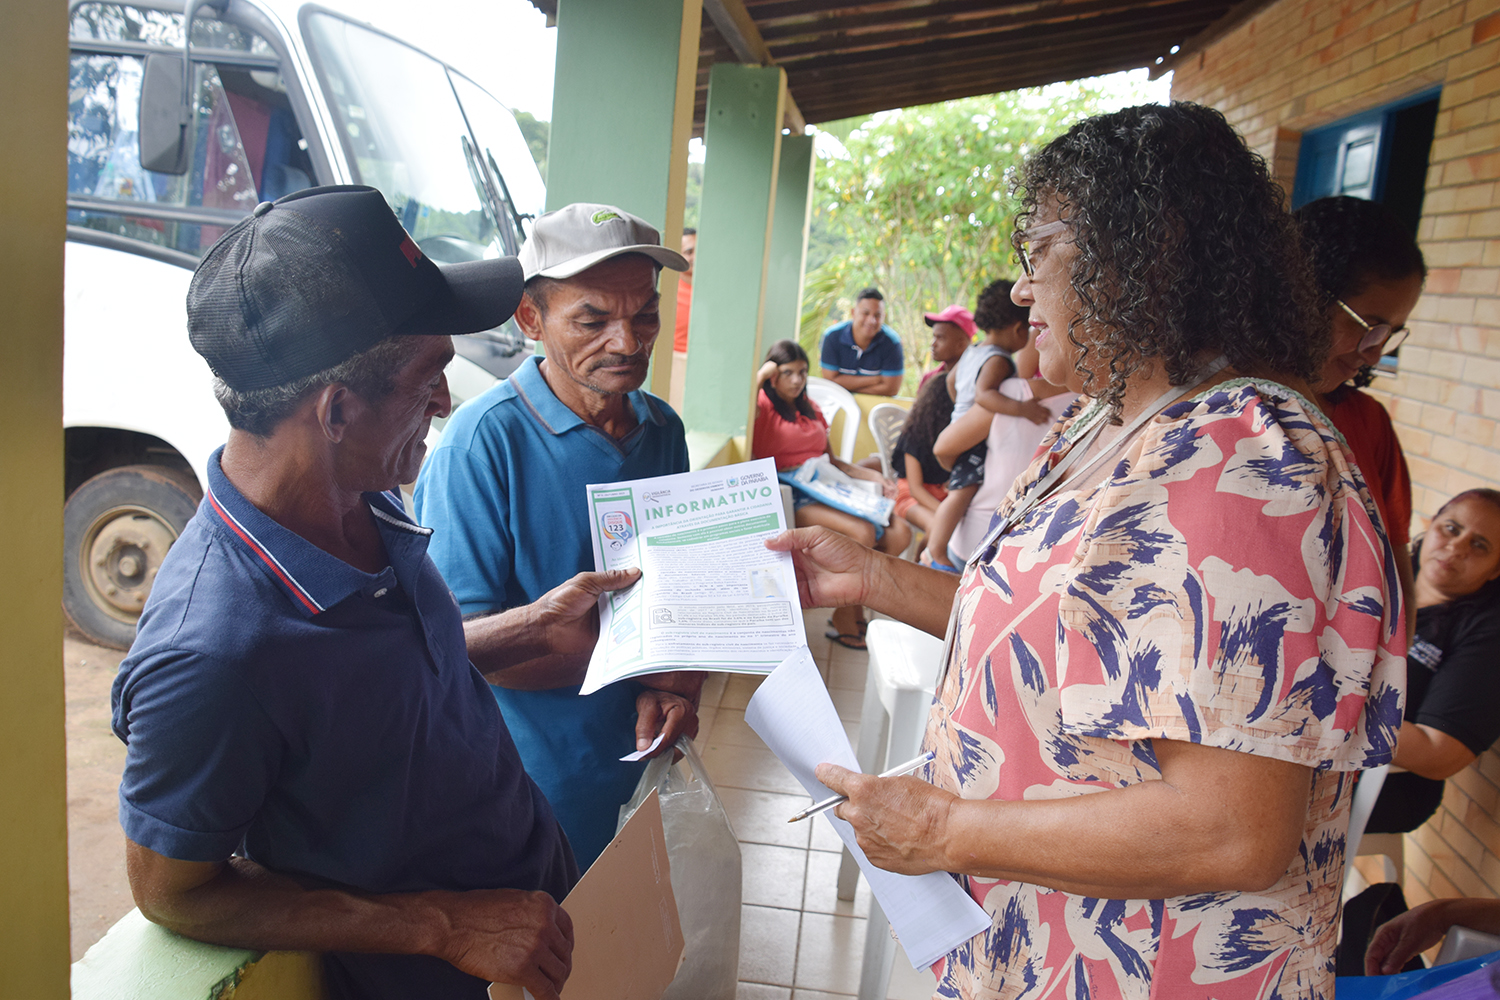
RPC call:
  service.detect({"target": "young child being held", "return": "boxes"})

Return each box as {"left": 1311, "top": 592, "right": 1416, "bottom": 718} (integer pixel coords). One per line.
{"left": 922, "top": 279, "right": 1052, "bottom": 570}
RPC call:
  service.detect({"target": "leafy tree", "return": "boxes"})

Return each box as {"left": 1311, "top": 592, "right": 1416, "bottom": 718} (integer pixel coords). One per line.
{"left": 801, "top": 82, "right": 1154, "bottom": 391}
{"left": 514, "top": 110, "right": 549, "bottom": 180}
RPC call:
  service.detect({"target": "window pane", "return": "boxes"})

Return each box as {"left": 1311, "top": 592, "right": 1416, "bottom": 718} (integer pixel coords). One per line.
{"left": 306, "top": 13, "right": 502, "bottom": 262}
{"left": 67, "top": 53, "right": 260, "bottom": 256}
{"left": 71, "top": 1, "right": 274, "bottom": 53}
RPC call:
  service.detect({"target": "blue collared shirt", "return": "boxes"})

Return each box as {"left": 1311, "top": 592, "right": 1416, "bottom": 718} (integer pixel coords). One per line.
{"left": 414, "top": 354, "right": 689, "bottom": 867}
{"left": 113, "top": 448, "right": 575, "bottom": 901}
{"left": 819, "top": 319, "right": 905, "bottom": 379}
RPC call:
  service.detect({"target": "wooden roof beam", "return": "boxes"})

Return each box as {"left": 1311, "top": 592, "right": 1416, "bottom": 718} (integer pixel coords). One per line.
{"left": 702, "top": 0, "right": 808, "bottom": 132}
{"left": 764, "top": 0, "right": 1213, "bottom": 59}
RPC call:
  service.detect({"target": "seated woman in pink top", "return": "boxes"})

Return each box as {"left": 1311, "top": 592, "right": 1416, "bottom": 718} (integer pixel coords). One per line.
{"left": 753, "top": 339, "right": 910, "bottom": 648}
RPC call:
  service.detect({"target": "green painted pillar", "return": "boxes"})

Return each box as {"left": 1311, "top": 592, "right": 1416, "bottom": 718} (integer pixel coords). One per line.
{"left": 681, "top": 64, "right": 787, "bottom": 442}
{"left": 762, "top": 134, "right": 815, "bottom": 349}
{"left": 546, "top": 0, "right": 701, "bottom": 398}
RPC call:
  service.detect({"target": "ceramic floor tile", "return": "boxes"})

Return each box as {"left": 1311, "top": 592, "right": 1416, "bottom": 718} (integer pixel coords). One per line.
{"left": 886, "top": 943, "right": 940, "bottom": 1000}
{"left": 742, "top": 842, "right": 810, "bottom": 909}
{"left": 694, "top": 705, "right": 720, "bottom": 749}
{"left": 810, "top": 817, "right": 846, "bottom": 853}
{"left": 829, "top": 686, "right": 864, "bottom": 723}
{"left": 710, "top": 708, "right": 769, "bottom": 749}
{"left": 739, "top": 904, "right": 801, "bottom": 987}
{"left": 717, "top": 786, "right": 812, "bottom": 849}
{"left": 794, "top": 911, "right": 866, "bottom": 993}
{"left": 802, "top": 844, "right": 871, "bottom": 918}
{"left": 738, "top": 984, "right": 792, "bottom": 1000}
{"left": 791, "top": 991, "right": 855, "bottom": 999}
{"left": 701, "top": 671, "right": 730, "bottom": 708}
{"left": 702, "top": 742, "right": 806, "bottom": 796}
{"left": 827, "top": 654, "right": 868, "bottom": 692}
{"left": 721, "top": 673, "right": 767, "bottom": 710}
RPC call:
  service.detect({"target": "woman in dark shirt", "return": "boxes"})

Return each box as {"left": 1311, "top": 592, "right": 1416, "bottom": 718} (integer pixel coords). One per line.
{"left": 1368, "top": 488, "right": 1500, "bottom": 833}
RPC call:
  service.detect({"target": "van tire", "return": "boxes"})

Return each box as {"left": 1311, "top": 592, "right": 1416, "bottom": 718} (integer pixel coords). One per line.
{"left": 63, "top": 464, "right": 202, "bottom": 649}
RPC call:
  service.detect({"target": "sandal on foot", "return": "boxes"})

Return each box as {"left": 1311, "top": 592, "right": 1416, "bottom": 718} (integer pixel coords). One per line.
{"left": 824, "top": 628, "right": 867, "bottom": 650}
{"left": 826, "top": 616, "right": 869, "bottom": 636}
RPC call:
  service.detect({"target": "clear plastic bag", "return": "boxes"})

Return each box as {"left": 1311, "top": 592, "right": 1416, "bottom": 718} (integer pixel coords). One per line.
{"left": 618, "top": 737, "right": 742, "bottom": 1000}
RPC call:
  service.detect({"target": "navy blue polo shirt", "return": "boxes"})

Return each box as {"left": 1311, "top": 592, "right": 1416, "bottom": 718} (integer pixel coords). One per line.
{"left": 414, "top": 355, "right": 689, "bottom": 869}
{"left": 819, "top": 319, "right": 905, "bottom": 379}
{"left": 113, "top": 450, "right": 575, "bottom": 996}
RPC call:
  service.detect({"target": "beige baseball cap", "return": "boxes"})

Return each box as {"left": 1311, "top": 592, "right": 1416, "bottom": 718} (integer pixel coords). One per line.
{"left": 518, "top": 203, "right": 689, "bottom": 281}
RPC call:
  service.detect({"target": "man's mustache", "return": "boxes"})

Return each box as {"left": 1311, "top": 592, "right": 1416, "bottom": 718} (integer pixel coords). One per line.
{"left": 587, "top": 353, "right": 649, "bottom": 371}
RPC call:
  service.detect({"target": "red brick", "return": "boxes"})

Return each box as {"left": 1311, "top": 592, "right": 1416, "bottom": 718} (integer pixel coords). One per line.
{"left": 1475, "top": 11, "right": 1500, "bottom": 45}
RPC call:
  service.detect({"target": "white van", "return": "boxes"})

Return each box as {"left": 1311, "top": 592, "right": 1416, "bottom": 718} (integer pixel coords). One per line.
{"left": 64, "top": 0, "right": 542, "bottom": 646}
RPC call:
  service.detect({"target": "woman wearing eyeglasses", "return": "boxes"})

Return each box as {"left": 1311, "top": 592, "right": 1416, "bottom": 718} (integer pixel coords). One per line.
{"left": 1296, "top": 196, "right": 1426, "bottom": 639}
{"left": 768, "top": 103, "right": 1404, "bottom": 1000}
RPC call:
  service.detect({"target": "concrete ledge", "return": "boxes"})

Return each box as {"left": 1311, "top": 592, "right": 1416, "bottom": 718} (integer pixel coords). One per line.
{"left": 72, "top": 908, "right": 324, "bottom": 1000}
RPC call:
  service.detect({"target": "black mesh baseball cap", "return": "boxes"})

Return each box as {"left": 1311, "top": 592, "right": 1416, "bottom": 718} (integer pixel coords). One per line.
{"left": 188, "top": 185, "right": 524, "bottom": 392}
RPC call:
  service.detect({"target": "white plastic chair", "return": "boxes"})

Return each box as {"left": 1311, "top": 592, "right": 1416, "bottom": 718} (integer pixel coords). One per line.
{"left": 1343, "top": 764, "right": 1406, "bottom": 894}
{"left": 867, "top": 403, "right": 908, "bottom": 479}
{"left": 806, "top": 376, "right": 861, "bottom": 463}
{"left": 837, "top": 618, "right": 945, "bottom": 1000}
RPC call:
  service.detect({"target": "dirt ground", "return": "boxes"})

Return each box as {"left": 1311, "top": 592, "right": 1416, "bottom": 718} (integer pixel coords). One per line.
{"left": 64, "top": 631, "right": 134, "bottom": 961}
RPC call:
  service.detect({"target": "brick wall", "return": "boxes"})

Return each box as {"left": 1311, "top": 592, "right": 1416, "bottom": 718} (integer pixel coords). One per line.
{"left": 1172, "top": 0, "right": 1500, "bottom": 910}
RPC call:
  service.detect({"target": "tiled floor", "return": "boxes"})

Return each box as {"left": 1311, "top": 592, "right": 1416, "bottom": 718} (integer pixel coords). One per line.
{"left": 692, "top": 610, "right": 939, "bottom": 1000}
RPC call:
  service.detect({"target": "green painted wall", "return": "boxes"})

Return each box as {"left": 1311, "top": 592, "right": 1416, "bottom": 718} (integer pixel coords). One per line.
{"left": 681, "top": 64, "right": 787, "bottom": 441}
{"left": 0, "top": 1, "right": 72, "bottom": 995}
{"left": 762, "top": 135, "right": 815, "bottom": 350}
{"left": 546, "top": 0, "right": 701, "bottom": 398}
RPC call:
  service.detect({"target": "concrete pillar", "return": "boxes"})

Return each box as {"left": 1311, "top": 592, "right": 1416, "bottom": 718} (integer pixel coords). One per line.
{"left": 762, "top": 134, "right": 815, "bottom": 349}
{"left": 0, "top": 1, "right": 71, "bottom": 996}
{"left": 546, "top": 0, "right": 702, "bottom": 398}
{"left": 681, "top": 64, "right": 787, "bottom": 443}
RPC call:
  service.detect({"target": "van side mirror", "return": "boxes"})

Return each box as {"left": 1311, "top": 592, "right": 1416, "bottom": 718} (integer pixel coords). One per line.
{"left": 139, "top": 54, "right": 189, "bottom": 174}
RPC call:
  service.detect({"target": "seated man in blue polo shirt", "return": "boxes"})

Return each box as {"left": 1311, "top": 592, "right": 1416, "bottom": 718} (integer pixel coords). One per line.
{"left": 112, "top": 187, "right": 633, "bottom": 1000}
{"left": 818, "top": 285, "right": 905, "bottom": 396}
{"left": 415, "top": 204, "right": 703, "bottom": 870}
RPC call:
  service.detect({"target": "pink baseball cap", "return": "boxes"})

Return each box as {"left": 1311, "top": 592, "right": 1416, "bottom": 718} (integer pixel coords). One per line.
{"left": 923, "top": 305, "right": 977, "bottom": 337}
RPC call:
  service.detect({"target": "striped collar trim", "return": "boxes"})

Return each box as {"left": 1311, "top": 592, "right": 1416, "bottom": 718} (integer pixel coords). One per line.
{"left": 206, "top": 486, "right": 325, "bottom": 615}
{"left": 370, "top": 501, "right": 432, "bottom": 536}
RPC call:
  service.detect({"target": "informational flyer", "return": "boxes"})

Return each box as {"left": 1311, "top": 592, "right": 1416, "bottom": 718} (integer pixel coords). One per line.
{"left": 580, "top": 458, "right": 807, "bottom": 695}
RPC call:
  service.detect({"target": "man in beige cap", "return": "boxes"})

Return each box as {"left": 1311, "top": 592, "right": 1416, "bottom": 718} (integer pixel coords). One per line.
{"left": 415, "top": 204, "right": 703, "bottom": 869}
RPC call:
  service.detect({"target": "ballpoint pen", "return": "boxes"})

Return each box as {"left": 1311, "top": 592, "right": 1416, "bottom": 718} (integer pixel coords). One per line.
{"left": 787, "top": 750, "right": 937, "bottom": 823}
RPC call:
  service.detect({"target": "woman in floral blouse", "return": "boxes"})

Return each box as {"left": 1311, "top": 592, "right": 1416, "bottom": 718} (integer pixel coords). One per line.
{"left": 769, "top": 103, "right": 1406, "bottom": 1000}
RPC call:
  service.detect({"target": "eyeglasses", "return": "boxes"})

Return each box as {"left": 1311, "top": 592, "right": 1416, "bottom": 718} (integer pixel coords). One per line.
{"left": 1336, "top": 299, "right": 1410, "bottom": 355}
{"left": 1016, "top": 220, "right": 1069, "bottom": 278}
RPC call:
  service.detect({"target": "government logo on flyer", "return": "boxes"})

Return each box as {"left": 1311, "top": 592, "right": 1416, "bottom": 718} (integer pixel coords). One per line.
{"left": 600, "top": 510, "right": 634, "bottom": 550}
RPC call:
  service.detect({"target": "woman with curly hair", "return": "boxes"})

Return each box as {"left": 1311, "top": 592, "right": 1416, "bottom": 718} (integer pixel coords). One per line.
{"left": 768, "top": 102, "right": 1405, "bottom": 999}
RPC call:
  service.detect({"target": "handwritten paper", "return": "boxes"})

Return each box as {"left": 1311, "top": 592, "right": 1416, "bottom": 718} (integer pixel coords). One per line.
{"left": 743, "top": 647, "right": 989, "bottom": 970}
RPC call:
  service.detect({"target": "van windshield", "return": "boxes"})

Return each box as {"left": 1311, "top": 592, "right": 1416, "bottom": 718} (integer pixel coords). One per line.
{"left": 304, "top": 13, "right": 507, "bottom": 264}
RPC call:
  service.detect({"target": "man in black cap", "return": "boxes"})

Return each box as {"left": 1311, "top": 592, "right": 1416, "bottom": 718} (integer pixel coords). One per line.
{"left": 112, "top": 186, "right": 631, "bottom": 999}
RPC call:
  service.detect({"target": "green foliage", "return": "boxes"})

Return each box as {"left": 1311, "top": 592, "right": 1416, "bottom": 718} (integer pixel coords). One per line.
{"left": 514, "top": 110, "right": 550, "bottom": 180}
{"left": 682, "top": 160, "right": 704, "bottom": 229}
{"left": 801, "top": 83, "right": 1149, "bottom": 393}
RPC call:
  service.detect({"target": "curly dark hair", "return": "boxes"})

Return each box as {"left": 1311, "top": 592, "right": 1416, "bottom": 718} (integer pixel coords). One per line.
{"left": 894, "top": 373, "right": 956, "bottom": 478}
{"left": 973, "top": 278, "right": 1028, "bottom": 332}
{"left": 760, "top": 339, "right": 819, "bottom": 423}
{"left": 1294, "top": 196, "right": 1426, "bottom": 390}
{"left": 1012, "top": 102, "right": 1325, "bottom": 419}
